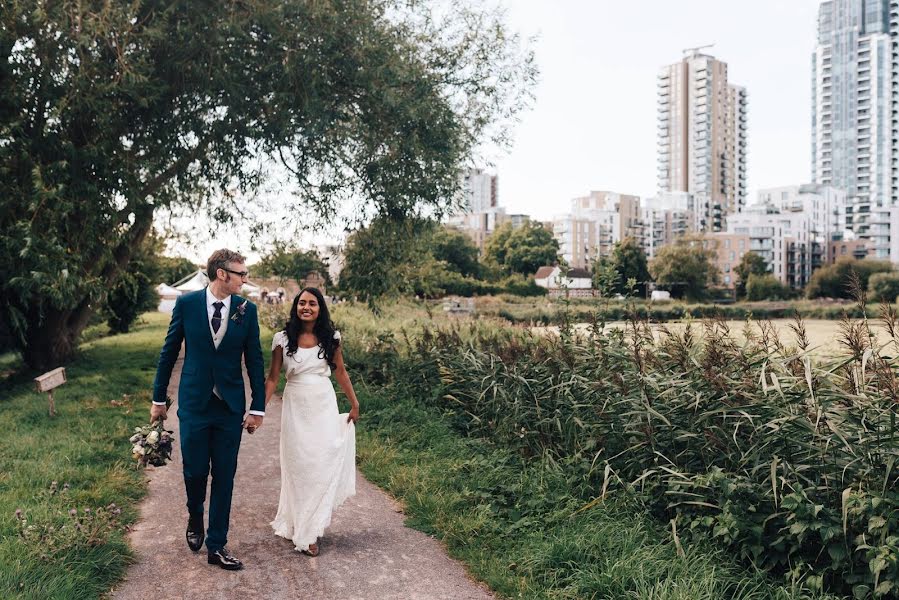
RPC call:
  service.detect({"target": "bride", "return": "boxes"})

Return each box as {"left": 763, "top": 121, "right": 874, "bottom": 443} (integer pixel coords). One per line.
{"left": 265, "top": 287, "right": 360, "bottom": 556}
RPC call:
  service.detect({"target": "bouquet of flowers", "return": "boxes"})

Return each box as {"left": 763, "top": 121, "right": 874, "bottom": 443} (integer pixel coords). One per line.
{"left": 129, "top": 420, "right": 175, "bottom": 468}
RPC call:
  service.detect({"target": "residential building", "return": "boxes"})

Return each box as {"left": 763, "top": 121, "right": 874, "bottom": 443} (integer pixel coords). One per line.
{"left": 726, "top": 204, "right": 817, "bottom": 289}
{"left": 812, "top": 1, "right": 895, "bottom": 258}
{"left": 657, "top": 48, "right": 748, "bottom": 229}
{"left": 756, "top": 184, "right": 847, "bottom": 273}
{"left": 641, "top": 192, "right": 708, "bottom": 257}
{"left": 448, "top": 207, "right": 507, "bottom": 251}
{"left": 554, "top": 190, "right": 644, "bottom": 268}
{"left": 461, "top": 168, "right": 498, "bottom": 213}
{"left": 828, "top": 237, "right": 874, "bottom": 263}
{"left": 506, "top": 214, "right": 531, "bottom": 229}
{"left": 553, "top": 215, "right": 602, "bottom": 270}
{"left": 704, "top": 232, "right": 752, "bottom": 288}
{"left": 316, "top": 244, "right": 344, "bottom": 285}
{"left": 445, "top": 168, "right": 507, "bottom": 251}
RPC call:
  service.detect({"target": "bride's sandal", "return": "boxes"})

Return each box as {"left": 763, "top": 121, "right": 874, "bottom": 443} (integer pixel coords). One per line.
{"left": 301, "top": 539, "right": 320, "bottom": 557}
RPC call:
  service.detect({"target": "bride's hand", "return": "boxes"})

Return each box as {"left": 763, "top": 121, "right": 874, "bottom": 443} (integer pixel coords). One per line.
{"left": 347, "top": 407, "right": 359, "bottom": 424}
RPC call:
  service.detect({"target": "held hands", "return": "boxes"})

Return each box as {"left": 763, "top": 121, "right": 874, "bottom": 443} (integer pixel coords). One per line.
{"left": 347, "top": 406, "right": 359, "bottom": 424}
{"left": 243, "top": 414, "right": 263, "bottom": 434}
{"left": 150, "top": 403, "right": 168, "bottom": 424}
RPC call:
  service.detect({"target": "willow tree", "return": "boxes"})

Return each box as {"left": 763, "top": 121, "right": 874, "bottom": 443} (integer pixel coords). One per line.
{"left": 0, "top": 0, "right": 536, "bottom": 369}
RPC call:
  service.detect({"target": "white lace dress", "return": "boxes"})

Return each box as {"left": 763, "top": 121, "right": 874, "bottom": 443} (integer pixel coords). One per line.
{"left": 270, "top": 330, "right": 356, "bottom": 551}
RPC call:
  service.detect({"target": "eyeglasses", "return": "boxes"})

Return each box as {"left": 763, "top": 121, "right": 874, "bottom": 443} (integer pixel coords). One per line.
{"left": 222, "top": 268, "right": 249, "bottom": 279}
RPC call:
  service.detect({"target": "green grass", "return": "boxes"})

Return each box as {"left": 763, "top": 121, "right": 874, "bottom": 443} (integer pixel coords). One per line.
{"left": 0, "top": 311, "right": 280, "bottom": 600}
{"left": 0, "top": 314, "right": 174, "bottom": 599}
{"left": 355, "top": 384, "right": 836, "bottom": 600}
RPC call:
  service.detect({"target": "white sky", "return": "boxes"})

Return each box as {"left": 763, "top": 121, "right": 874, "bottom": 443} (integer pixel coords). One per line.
{"left": 174, "top": 0, "right": 822, "bottom": 262}
{"left": 492, "top": 0, "right": 821, "bottom": 220}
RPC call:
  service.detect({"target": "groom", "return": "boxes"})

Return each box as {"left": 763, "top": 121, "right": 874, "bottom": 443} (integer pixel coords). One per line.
{"left": 151, "top": 249, "right": 265, "bottom": 570}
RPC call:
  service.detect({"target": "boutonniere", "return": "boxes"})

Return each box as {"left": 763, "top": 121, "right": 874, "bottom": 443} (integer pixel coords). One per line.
{"left": 231, "top": 300, "right": 248, "bottom": 325}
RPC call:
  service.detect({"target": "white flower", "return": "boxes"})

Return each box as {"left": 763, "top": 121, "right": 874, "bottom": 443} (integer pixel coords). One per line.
{"left": 147, "top": 431, "right": 160, "bottom": 444}
{"left": 129, "top": 434, "right": 141, "bottom": 443}
{"left": 132, "top": 445, "right": 146, "bottom": 456}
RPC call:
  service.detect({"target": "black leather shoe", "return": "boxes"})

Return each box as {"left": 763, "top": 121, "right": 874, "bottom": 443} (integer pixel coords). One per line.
{"left": 208, "top": 548, "right": 243, "bottom": 570}
{"left": 186, "top": 515, "right": 204, "bottom": 552}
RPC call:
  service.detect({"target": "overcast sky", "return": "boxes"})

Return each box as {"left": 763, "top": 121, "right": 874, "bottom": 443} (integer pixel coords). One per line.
{"left": 493, "top": 0, "right": 821, "bottom": 221}
{"left": 177, "top": 0, "right": 822, "bottom": 262}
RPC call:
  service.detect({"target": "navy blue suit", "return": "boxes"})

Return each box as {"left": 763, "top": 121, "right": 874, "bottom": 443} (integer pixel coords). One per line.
{"left": 153, "top": 289, "right": 265, "bottom": 552}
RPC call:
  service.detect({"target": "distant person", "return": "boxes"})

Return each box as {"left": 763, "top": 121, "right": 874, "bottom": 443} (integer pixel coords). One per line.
{"left": 151, "top": 249, "right": 266, "bottom": 571}
{"left": 265, "top": 288, "right": 359, "bottom": 556}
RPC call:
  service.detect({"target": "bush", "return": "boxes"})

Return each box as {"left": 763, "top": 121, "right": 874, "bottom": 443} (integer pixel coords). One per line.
{"left": 105, "top": 270, "right": 156, "bottom": 334}
{"left": 806, "top": 258, "right": 893, "bottom": 299}
{"left": 745, "top": 274, "right": 791, "bottom": 301}
{"left": 499, "top": 275, "right": 546, "bottom": 297}
{"left": 867, "top": 272, "right": 899, "bottom": 303}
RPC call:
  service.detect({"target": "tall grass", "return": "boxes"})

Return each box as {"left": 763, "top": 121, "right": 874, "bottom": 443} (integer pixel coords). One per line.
{"left": 331, "top": 288, "right": 899, "bottom": 599}
{"left": 356, "top": 386, "right": 832, "bottom": 599}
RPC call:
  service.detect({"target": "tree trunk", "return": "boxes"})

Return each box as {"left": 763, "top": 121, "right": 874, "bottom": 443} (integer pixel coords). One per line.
{"left": 21, "top": 308, "right": 87, "bottom": 372}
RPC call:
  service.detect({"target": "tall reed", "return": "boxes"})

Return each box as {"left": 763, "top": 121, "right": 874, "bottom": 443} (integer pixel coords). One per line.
{"left": 339, "top": 291, "right": 899, "bottom": 598}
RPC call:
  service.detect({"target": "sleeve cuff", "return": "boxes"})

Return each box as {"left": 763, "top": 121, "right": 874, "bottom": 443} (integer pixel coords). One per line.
{"left": 248, "top": 410, "right": 265, "bottom": 416}
{"left": 152, "top": 401, "right": 167, "bottom": 406}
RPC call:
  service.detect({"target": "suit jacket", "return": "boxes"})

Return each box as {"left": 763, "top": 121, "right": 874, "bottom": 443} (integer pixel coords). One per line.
{"left": 153, "top": 288, "right": 265, "bottom": 415}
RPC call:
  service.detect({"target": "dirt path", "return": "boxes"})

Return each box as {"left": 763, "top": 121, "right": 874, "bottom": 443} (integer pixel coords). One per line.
{"left": 112, "top": 351, "right": 493, "bottom": 600}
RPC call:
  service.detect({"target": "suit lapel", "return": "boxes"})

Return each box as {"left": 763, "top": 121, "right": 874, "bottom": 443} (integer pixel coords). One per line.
{"left": 199, "top": 288, "right": 215, "bottom": 351}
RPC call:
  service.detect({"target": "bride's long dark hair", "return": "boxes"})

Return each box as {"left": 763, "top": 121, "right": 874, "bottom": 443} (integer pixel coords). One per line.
{"left": 284, "top": 287, "right": 339, "bottom": 369}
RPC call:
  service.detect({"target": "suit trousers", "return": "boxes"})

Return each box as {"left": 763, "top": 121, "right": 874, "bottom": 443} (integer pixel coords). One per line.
{"left": 179, "top": 394, "right": 244, "bottom": 552}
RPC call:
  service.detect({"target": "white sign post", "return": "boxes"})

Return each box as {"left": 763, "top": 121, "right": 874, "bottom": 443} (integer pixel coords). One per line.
{"left": 34, "top": 367, "right": 66, "bottom": 417}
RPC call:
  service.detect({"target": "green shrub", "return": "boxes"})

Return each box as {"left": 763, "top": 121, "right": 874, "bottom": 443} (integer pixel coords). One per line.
{"left": 498, "top": 274, "right": 546, "bottom": 297}
{"left": 745, "top": 274, "right": 791, "bottom": 301}
{"left": 806, "top": 258, "right": 892, "bottom": 299}
{"left": 104, "top": 270, "right": 156, "bottom": 334}
{"left": 867, "top": 272, "right": 899, "bottom": 303}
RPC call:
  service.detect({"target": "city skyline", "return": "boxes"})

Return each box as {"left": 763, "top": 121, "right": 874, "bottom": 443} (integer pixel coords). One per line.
{"left": 492, "top": 0, "right": 820, "bottom": 221}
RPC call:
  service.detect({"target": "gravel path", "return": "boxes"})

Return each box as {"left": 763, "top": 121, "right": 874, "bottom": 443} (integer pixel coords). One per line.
{"left": 112, "top": 350, "right": 493, "bottom": 600}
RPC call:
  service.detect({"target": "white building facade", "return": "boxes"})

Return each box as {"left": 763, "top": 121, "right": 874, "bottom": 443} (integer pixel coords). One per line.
{"left": 726, "top": 184, "right": 849, "bottom": 289}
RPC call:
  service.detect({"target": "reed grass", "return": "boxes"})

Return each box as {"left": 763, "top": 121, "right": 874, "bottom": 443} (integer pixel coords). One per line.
{"left": 332, "top": 284, "right": 899, "bottom": 598}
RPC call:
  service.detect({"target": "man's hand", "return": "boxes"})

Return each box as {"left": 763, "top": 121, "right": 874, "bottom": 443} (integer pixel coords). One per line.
{"left": 150, "top": 403, "right": 168, "bottom": 424}
{"left": 243, "top": 414, "right": 263, "bottom": 434}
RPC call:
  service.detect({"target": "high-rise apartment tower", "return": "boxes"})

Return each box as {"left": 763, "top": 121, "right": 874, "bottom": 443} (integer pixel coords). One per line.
{"left": 812, "top": 0, "right": 895, "bottom": 258}
{"left": 657, "top": 48, "right": 748, "bottom": 231}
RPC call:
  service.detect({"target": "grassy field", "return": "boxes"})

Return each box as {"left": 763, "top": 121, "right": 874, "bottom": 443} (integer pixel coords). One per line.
{"left": 0, "top": 304, "right": 852, "bottom": 598}
{"left": 0, "top": 314, "right": 170, "bottom": 599}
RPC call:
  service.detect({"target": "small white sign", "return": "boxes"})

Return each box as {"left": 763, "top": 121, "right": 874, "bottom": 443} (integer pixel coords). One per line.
{"left": 35, "top": 367, "right": 66, "bottom": 393}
